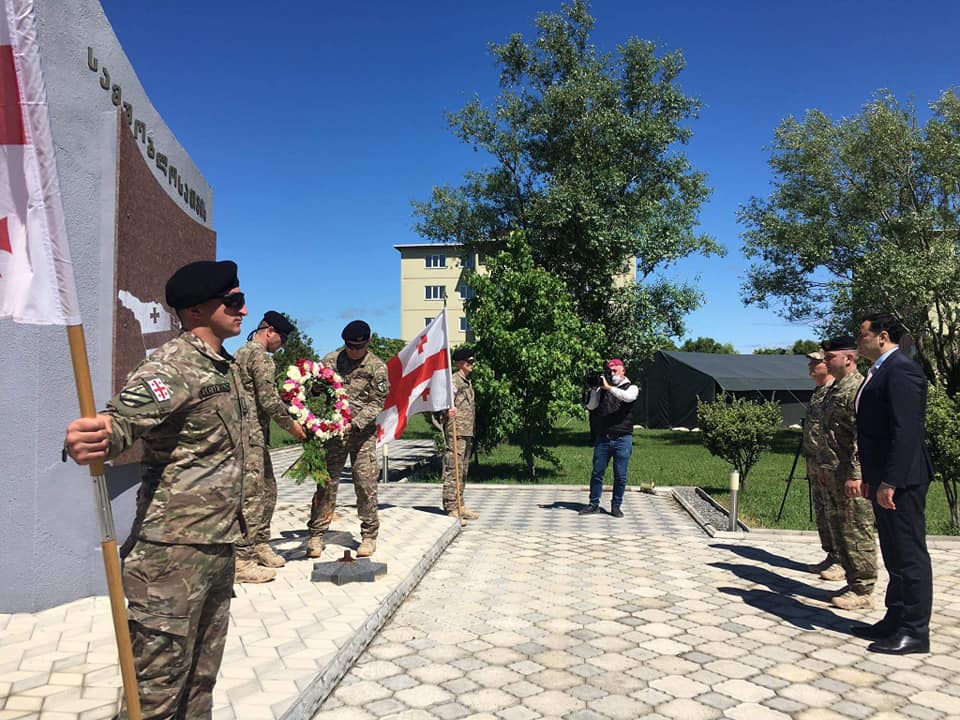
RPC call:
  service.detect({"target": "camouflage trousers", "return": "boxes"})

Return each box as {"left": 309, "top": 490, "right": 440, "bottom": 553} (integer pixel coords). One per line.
{"left": 823, "top": 470, "right": 878, "bottom": 594}
{"left": 307, "top": 432, "right": 379, "bottom": 540}
{"left": 122, "top": 539, "right": 234, "bottom": 720}
{"left": 442, "top": 435, "right": 472, "bottom": 512}
{"left": 236, "top": 445, "right": 277, "bottom": 559}
{"left": 807, "top": 463, "right": 835, "bottom": 557}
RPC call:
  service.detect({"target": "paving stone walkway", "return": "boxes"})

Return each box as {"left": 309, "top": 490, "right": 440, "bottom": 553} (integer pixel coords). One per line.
{"left": 313, "top": 487, "right": 960, "bottom": 720}
{"left": 3, "top": 443, "right": 960, "bottom": 720}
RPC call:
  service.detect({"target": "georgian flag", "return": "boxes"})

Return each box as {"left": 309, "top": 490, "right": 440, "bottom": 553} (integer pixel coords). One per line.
{"left": 375, "top": 309, "right": 454, "bottom": 448}
{"left": 0, "top": 0, "right": 80, "bottom": 325}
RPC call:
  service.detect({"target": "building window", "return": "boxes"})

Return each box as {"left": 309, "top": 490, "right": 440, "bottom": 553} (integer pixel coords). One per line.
{"left": 424, "top": 317, "right": 434, "bottom": 327}
{"left": 460, "top": 254, "right": 475, "bottom": 270}
{"left": 425, "top": 285, "right": 446, "bottom": 300}
{"left": 459, "top": 316, "right": 470, "bottom": 332}
{"left": 425, "top": 254, "right": 446, "bottom": 269}
{"left": 458, "top": 285, "right": 475, "bottom": 300}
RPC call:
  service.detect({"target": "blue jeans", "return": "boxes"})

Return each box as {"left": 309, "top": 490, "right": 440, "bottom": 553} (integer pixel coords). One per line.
{"left": 589, "top": 433, "right": 633, "bottom": 507}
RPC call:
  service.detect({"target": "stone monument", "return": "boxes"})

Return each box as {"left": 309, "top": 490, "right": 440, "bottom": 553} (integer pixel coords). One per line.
{"left": 0, "top": 0, "right": 215, "bottom": 611}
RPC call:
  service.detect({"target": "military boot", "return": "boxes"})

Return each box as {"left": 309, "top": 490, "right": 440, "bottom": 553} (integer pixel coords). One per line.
{"left": 806, "top": 554, "right": 835, "bottom": 574}
{"left": 235, "top": 559, "right": 276, "bottom": 584}
{"left": 832, "top": 590, "right": 874, "bottom": 610}
{"left": 357, "top": 537, "right": 377, "bottom": 557}
{"left": 254, "top": 543, "right": 286, "bottom": 568}
{"left": 448, "top": 508, "right": 479, "bottom": 520}
{"left": 305, "top": 535, "right": 325, "bottom": 559}
{"left": 820, "top": 564, "right": 846, "bottom": 581}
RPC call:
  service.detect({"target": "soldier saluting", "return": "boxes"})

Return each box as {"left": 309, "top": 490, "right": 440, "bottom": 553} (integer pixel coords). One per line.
{"left": 65, "top": 260, "right": 250, "bottom": 720}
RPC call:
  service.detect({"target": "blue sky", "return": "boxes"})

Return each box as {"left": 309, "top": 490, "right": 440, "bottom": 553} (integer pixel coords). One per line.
{"left": 100, "top": 0, "right": 959, "bottom": 354}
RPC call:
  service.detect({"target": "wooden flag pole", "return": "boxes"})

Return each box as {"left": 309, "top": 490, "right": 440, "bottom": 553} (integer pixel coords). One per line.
{"left": 66, "top": 325, "right": 142, "bottom": 720}
{"left": 451, "top": 421, "right": 465, "bottom": 528}
{"left": 441, "top": 305, "right": 465, "bottom": 528}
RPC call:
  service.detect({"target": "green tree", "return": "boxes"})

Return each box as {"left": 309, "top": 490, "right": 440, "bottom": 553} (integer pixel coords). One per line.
{"left": 679, "top": 337, "right": 736, "bottom": 354}
{"left": 465, "top": 232, "right": 602, "bottom": 478}
{"left": 412, "top": 0, "right": 718, "bottom": 365}
{"left": 739, "top": 90, "right": 960, "bottom": 396}
{"left": 753, "top": 339, "right": 820, "bottom": 355}
{"left": 697, "top": 395, "right": 782, "bottom": 493}
{"left": 368, "top": 333, "right": 405, "bottom": 363}
{"left": 925, "top": 384, "right": 960, "bottom": 529}
{"left": 271, "top": 315, "right": 319, "bottom": 378}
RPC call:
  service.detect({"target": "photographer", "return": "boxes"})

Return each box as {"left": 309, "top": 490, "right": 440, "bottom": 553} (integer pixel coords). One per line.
{"left": 579, "top": 359, "right": 638, "bottom": 517}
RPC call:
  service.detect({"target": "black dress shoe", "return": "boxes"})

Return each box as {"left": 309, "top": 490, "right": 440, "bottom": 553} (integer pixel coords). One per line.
{"left": 850, "top": 621, "right": 898, "bottom": 640}
{"left": 610, "top": 506, "right": 624, "bottom": 518}
{"left": 867, "top": 630, "right": 929, "bottom": 655}
{"left": 578, "top": 504, "right": 600, "bottom": 515}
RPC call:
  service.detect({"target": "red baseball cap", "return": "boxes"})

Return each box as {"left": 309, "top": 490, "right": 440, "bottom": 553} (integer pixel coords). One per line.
{"left": 606, "top": 359, "right": 624, "bottom": 369}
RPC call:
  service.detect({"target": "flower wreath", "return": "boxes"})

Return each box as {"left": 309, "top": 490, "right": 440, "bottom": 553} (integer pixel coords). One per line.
{"left": 281, "top": 359, "right": 352, "bottom": 440}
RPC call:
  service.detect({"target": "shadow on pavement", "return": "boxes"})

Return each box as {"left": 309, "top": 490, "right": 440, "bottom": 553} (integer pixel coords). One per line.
{"left": 710, "top": 543, "right": 811, "bottom": 572}
{"left": 413, "top": 505, "right": 447, "bottom": 516}
{"left": 709, "top": 562, "right": 836, "bottom": 603}
{"left": 537, "top": 501, "right": 595, "bottom": 513}
{"left": 718, "top": 586, "right": 851, "bottom": 632}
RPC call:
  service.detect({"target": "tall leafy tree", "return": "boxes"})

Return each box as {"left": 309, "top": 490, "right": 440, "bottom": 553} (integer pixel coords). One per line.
{"left": 368, "top": 333, "right": 405, "bottom": 363}
{"left": 679, "top": 337, "right": 736, "bottom": 354}
{"left": 739, "top": 90, "right": 960, "bottom": 395}
{"left": 271, "top": 315, "right": 319, "bottom": 378}
{"left": 465, "top": 232, "right": 601, "bottom": 479}
{"left": 753, "top": 339, "right": 820, "bottom": 355}
{"left": 412, "top": 0, "right": 718, "bottom": 364}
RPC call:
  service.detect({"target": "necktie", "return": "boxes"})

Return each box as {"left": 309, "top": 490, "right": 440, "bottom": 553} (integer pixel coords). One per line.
{"left": 855, "top": 367, "right": 874, "bottom": 412}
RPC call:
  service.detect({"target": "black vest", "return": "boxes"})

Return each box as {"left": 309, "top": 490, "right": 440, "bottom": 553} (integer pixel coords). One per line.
{"left": 589, "top": 381, "right": 636, "bottom": 437}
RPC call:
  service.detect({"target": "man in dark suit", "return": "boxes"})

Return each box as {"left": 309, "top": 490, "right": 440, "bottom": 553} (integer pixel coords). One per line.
{"left": 853, "top": 313, "right": 934, "bottom": 655}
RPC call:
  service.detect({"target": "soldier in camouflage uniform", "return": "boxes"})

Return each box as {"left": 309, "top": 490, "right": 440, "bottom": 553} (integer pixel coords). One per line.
{"left": 65, "top": 260, "right": 249, "bottom": 720}
{"left": 440, "top": 346, "right": 479, "bottom": 519}
{"left": 802, "top": 350, "right": 842, "bottom": 579}
{"left": 234, "top": 311, "right": 306, "bottom": 583}
{"left": 306, "top": 320, "right": 388, "bottom": 558}
{"left": 817, "top": 336, "right": 878, "bottom": 610}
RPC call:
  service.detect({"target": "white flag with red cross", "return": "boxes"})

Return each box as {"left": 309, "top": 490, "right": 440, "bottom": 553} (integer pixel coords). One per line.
{"left": 0, "top": 0, "right": 80, "bottom": 325}
{"left": 375, "top": 309, "right": 454, "bottom": 448}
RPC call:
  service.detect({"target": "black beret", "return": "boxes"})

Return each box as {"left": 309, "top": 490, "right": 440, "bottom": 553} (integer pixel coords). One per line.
{"left": 341, "top": 319, "right": 371, "bottom": 342}
{"left": 262, "top": 311, "right": 295, "bottom": 336}
{"left": 452, "top": 346, "right": 475, "bottom": 362}
{"left": 822, "top": 335, "right": 857, "bottom": 352}
{"left": 165, "top": 260, "right": 238, "bottom": 310}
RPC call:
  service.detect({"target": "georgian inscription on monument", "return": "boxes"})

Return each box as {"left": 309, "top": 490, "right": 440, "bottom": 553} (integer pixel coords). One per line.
{"left": 86, "top": 46, "right": 208, "bottom": 222}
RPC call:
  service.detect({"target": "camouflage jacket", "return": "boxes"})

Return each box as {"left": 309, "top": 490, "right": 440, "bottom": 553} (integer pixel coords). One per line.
{"left": 443, "top": 371, "right": 475, "bottom": 439}
{"left": 104, "top": 332, "right": 248, "bottom": 544}
{"left": 234, "top": 339, "right": 296, "bottom": 448}
{"left": 322, "top": 349, "right": 388, "bottom": 437}
{"left": 816, "top": 370, "right": 863, "bottom": 481}
{"left": 802, "top": 381, "right": 833, "bottom": 460}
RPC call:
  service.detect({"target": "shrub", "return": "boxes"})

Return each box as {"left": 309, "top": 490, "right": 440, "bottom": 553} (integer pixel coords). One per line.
{"left": 926, "top": 383, "right": 960, "bottom": 528}
{"left": 697, "top": 394, "right": 782, "bottom": 492}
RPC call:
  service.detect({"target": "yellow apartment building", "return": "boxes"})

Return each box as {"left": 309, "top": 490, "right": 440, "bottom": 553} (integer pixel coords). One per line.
{"left": 394, "top": 243, "right": 481, "bottom": 344}
{"left": 395, "top": 242, "right": 636, "bottom": 343}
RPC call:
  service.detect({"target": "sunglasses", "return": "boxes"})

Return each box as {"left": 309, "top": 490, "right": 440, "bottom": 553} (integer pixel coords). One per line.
{"left": 345, "top": 341, "right": 368, "bottom": 350}
{"left": 219, "top": 291, "right": 246, "bottom": 310}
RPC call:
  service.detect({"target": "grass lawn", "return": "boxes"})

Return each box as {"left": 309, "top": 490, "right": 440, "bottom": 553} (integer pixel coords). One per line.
{"left": 271, "top": 415, "right": 958, "bottom": 535}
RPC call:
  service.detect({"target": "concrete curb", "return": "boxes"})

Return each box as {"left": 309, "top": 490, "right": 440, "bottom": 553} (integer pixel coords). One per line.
{"left": 669, "top": 487, "right": 719, "bottom": 537}
{"left": 279, "top": 519, "right": 462, "bottom": 720}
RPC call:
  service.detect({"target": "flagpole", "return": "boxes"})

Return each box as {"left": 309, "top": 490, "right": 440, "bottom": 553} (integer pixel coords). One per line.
{"left": 66, "top": 325, "right": 142, "bottom": 720}
{"left": 441, "top": 304, "right": 466, "bottom": 528}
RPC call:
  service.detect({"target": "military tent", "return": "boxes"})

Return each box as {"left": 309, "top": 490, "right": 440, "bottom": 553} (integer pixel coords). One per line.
{"left": 634, "top": 351, "right": 814, "bottom": 429}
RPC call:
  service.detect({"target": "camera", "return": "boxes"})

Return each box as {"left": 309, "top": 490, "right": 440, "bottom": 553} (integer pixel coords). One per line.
{"left": 584, "top": 368, "right": 612, "bottom": 388}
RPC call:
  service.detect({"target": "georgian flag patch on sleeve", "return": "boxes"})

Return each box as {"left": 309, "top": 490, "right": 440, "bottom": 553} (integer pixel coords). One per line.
{"left": 146, "top": 378, "right": 172, "bottom": 402}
